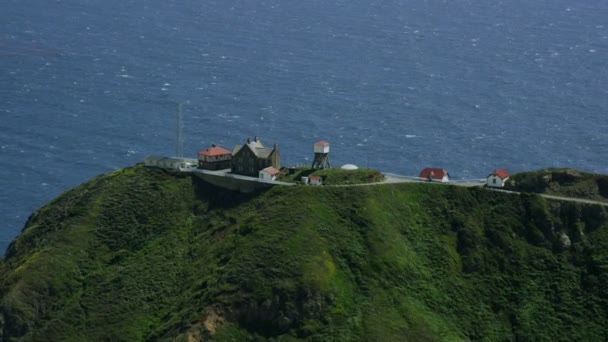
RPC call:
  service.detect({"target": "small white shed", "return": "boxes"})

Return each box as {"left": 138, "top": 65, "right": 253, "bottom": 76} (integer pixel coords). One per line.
{"left": 487, "top": 169, "right": 510, "bottom": 188}
{"left": 309, "top": 175, "right": 323, "bottom": 186}
{"left": 259, "top": 166, "right": 280, "bottom": 181}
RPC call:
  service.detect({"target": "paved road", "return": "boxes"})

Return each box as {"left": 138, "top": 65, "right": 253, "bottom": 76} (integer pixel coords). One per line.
{"left": 326, "top": 173, "right": 485, "bottom": 188}
{"left": 540, "top": 194, "right": 608, "bottom": 206}
{"left": 177, "top": 164, "right": 608, "bottom": 207}
{"left": 181, "top": 167, "right": 295, "bottom": 186}
{"left": 487, "top": 188, "right": 608, "bottom": 207}
{"left": 383, "top": 173, "right": 487, "bottom": 186}
{"left": 342, "top": 172, "right": 608, "bottom": 207}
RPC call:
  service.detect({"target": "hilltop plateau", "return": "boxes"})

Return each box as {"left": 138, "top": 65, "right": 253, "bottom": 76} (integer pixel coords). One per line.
{"left": 1, "top": 165, "right": 608, "bottom": 341}
{"left": 506, "top": 168, "right": 608, "bottom": 203}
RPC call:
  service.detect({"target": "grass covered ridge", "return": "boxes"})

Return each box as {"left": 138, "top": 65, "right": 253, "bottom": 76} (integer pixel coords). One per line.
{"left": 1, "top": 165, "right": 608, "bottom": 341}
{"left": 279, "top": 167, "right": 384, "bottom": 185}
{"left": 506, "top": 168, "right": 608, "bottom": 202}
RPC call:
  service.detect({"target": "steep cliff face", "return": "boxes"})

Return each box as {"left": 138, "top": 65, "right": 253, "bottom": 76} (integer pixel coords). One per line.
{"left": 1, "top": 165, "right": 608, "bottom": 341}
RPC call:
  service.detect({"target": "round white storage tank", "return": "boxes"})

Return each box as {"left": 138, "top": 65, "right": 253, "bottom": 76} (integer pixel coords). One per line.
{"left": 341, "top": 164, "right": 359, "bottom": 170}
{"left": 301, "top": 176, "right": 309, "bottom": 184}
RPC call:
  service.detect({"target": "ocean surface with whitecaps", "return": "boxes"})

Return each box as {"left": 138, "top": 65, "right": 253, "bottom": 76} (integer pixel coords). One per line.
{"left": 1, "top": 0, "right": 607, "bottom": 253}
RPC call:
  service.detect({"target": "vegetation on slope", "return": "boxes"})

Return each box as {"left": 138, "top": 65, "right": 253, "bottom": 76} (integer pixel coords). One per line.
{"left": 506, "top": 168, "right": 608, "bottom": 202}
{"left": 279, "top": 167, "right": 385, "bottom": 185}
{"left": 1, "top": 165, "right": 608, "bottom": 341}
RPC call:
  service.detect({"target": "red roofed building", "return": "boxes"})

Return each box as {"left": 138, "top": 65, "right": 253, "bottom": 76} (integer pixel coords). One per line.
{"left": 259, "top": 166, "right": 281, "bottom": 181}
{"left": 419, "top": 167, "right": 450, "bottom": 183}
{"left": 487, "top": 169, "right": 510, "bottom": 188}
{"left": 197, "top": 144, "right": 232, "bottom": 170}
{"left": 309, "top": 175, "right": 323, "bottom": 186}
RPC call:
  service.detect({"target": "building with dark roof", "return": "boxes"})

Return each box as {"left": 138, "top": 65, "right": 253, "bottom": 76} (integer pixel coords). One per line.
{"left": 231, "top": 137, "right": 280, "bottom": 177}
{"left": 197, "top": 144, "right": 232, "bottom": 170}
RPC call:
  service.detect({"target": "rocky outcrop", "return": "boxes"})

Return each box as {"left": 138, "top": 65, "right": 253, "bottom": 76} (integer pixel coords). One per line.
{"left": 185, "top": 307, "right": 226, "bottom": 341}
{"left": 559, "top": 232, "right": 572, "bottom": 249}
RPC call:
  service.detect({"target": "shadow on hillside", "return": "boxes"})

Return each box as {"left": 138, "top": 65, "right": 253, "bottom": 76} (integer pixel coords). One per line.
{"left": 191, "top": 175, "right": 268, "bottom": 210}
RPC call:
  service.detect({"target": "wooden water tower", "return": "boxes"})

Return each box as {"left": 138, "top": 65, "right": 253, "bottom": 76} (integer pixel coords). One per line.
{"left": 311, "top": 141, "right": 331, "bottom": 169}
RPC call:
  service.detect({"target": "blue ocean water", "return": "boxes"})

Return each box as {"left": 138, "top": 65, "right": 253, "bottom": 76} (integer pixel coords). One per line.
{"left": 1, "top": 0, "right": 607, "bottom": 253}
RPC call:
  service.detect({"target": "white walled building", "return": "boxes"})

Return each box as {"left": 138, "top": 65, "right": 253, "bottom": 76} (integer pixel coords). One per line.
{"left": 309, "top": 175, "right": 323, "bottom": 186}
{"left": 144, "top": 156, "right": 196, "bottom": 170}
{"left": 259, "top": 166, "right": 280, "bottom": 181}
{"left": 487, "top": 169, "right": 510, "bottom": 188}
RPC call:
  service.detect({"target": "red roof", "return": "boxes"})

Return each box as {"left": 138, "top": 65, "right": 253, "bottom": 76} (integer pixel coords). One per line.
{"left": 419, "top": 167, "right": 448, "bottom": 180}
{"left": 314, "top": 141, "right": 329, "bottom": 146}
{"left": 262, "top": 166, "right": 280, "bottom": 176}
{"left": 197, "top": 145, "right": 231, "bottom": 156}
{"left": 489, "top": 168, "right": 510, "bottom": 179}
{"left": 309, "top": 175, "right": 322, "bottom": 180}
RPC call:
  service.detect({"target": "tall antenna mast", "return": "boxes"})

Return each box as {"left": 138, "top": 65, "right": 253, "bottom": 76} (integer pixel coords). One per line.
{"left": 176, "top": 102, "right": 184, "bottom": 158}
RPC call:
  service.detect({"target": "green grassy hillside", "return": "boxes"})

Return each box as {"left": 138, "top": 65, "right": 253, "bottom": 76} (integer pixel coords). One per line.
{"left": 506, "top": 168, "right": 608, "bottom": 203}
{"left": 1, "top": 165, "right": 608, "bottom": 341}
{"left": 279, "top": 167, "right": 385, "bottom": 185}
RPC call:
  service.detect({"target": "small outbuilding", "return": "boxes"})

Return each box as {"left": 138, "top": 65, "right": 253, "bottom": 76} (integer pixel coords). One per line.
{"left": 144, "top": 156, "right": 195, "bottom": 170}
{"left": 340, "top": 164, "right": 359, "bottom": 170}
{"left": 197, "top": 144, "right": 232, "bottom": 170}
{"left": 419, "top": 167, "right": 450, "bottom": 183}
{"left": 309, "top": 175, "right": 323, "bottom": 186}
{"left": 259, "top": 166, "right": 281, "bottom": 181}
{"left": 487, "top": 169, "right": 510, "bottom": 188}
